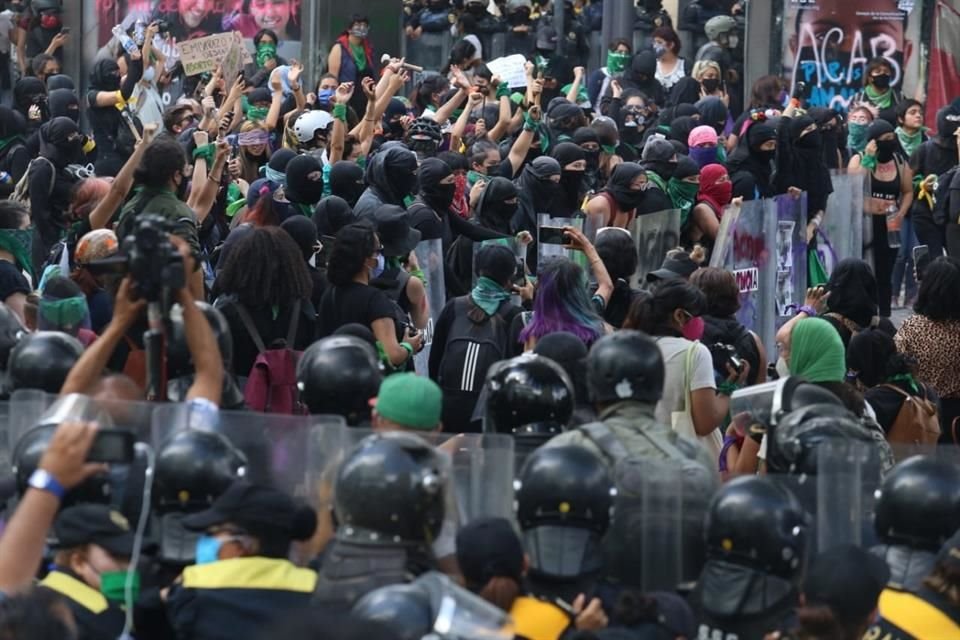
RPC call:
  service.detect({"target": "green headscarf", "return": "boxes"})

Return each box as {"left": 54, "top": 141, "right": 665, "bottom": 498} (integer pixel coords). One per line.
{"left": 0, "top": 228, "right": 33, "bottom": 277}
{"left": 788, "top": 318, "right": 846, "bottom": 382}
{"left": 256, "top": 42, "right": 277, "bottom": 68}
{"left": 667, "top": 178, "right": 699, "bottom": 227}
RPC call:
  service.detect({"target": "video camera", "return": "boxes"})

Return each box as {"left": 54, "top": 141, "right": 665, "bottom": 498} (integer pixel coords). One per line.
{"left": 86, "top": 214, "right": 185, "bottom": 303}
{"left": 707, "top": 342, "right": 745, "bottom": 376}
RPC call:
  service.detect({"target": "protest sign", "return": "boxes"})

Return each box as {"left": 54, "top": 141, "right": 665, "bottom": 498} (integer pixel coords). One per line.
{"left": 486, "top": 54, "right": 529, "bottom": 88}
{"left": 178, "top": 32, "right": 251, "bottom": 77}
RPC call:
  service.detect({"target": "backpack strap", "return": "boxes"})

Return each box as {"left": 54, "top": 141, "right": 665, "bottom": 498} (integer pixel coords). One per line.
{"left": 285, "top": 299, "right": 302, "bottom": 347}
{"left": 234, "top": 302, "right": 267, "bottom": 354}
{"left": 578, "top": 421, "right": 630, "bottom": 464}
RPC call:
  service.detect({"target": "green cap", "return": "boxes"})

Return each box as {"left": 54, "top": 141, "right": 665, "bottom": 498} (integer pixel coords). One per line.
{"left": 374, "top": 373, "right": 443, "bottom": 430}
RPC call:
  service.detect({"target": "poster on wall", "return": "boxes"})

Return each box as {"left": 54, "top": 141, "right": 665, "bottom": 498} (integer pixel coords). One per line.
{"left": 926, "top": 1, "right": 960, "bottom": 128}
{"left": 780, "top": 0, "right": 920, "bottom": 112}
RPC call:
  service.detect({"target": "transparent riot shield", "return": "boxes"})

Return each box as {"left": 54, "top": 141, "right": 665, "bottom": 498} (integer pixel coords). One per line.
{"left": 417, "top": 571, "right": 515, "bottom": 639}
{"left": 632, "top": 208, "right": 681, "bottom": 282}
{"left": 603, "top": 457, "right": 716, "bottom": 591}
{"left": 413, "top": 238, "right": 446, "bottom": 377}
{"left": 537, "top": 214, "right": 586, "bottom": 274}
{"left": 814, "top": 438, "right": 884, "bottom": 552}
{"left": 816, "top": 171, "right": 865, "bottom": 276}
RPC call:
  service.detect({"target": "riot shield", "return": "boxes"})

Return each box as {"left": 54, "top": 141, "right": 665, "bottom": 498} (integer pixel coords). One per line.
{"left": 632, "top": 208, "right": 681, "bottom": 283}
{"left": 603, "top": 457, "right": 716, "bottom": 591}
{"left": 413, "top": 238, "right": 446, "bottom": 377}
{"left": 814, "top": 438, "right": 883, "bottom": 552}
{"left": 417, "top": 571, "right": 515, "bottom": 639}
{"left": 817, "top": 171, "right": 865, "bottom": 276}
{"left": 537, "top": 214, "right": 586, "bottom": 274}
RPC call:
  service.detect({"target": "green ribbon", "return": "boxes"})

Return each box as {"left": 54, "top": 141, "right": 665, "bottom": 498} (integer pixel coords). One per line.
{"left": 0, "top": 228, "right": 33, "bottom": 277}
{"left": 332, "top": 103, "right": 348, "bottom": 122}
{"left": 601, "top": 143, "right": 617, "bottom": 155}
{"left": 256, "top": 42, "right": 277, "bottom": 68}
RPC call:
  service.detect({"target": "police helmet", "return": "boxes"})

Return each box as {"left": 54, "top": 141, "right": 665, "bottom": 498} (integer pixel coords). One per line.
{"left": 705, "top": 15, "right": 737, "bottom": 41}
{"left": 704, "top": 476, "right": 808, "bottom": 581}
{"left": 586, "top": 330, "right": 664, "bottom": 405}
{"left": 351, "top": 583, "right": 433, "bottom": 640}
{"left": 166, "top": 301, "right": 233, "bottom": 378}
{"left": 296, "top": 335, "right": 383, "bottom": 424}
{"left": 7, "top": 331, "right": 84, "bottom": 394}
{"left": 874, "top": 455, "right": 960, "bottom": 550}
{"left": 12, "top": 425, "right": 110, "bottom": 505}
{"left": 293, "top": 109, "right": 334, "bottom": 144}
{"left": 334, "top": 432, "right": 447, "bottom": 544}
{"left": 153, "top": 429, "right": 248, "bottom": 513}
{"left": 0, "top": 302, "right": 25, "bottom": 370}
{"left": 483, "top": 353, "right": 575, "bottom": 438}
{"left": 767, "top": 402, "right": 876, "bottom": 475}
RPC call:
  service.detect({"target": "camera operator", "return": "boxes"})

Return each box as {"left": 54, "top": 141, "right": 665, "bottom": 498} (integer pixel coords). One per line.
{"left": 60, "top": 237, "right": 223, "bottom": 411}
{"left": 115, "top": 136, "right": 204, "bottom": 300}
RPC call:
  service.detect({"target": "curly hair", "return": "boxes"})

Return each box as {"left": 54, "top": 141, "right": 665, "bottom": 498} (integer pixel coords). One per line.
{"left": 214, "top": 226, "right": 312, "bottom": 307}
{"left": 326, "top": 221, "right": 378, "bottom": 287}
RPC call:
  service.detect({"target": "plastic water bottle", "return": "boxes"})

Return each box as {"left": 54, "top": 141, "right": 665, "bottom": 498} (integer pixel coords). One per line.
{"left": 886, "top": 203, "right": 901, "bottom": 249}
{"left": 112, "top": 25, "right": 139, "bottom": 57}
{"left": 133, "top": 18, "right": 146, "bottom": 46}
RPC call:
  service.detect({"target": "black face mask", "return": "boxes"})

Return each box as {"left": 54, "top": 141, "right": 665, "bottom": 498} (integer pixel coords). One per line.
{"left": 384, "top": 120, "right": 405, "bottom": 140}
{"left": 871, "top": 74, "right": 892, "bottom": 90}
{"left": 752, "top": 148, "right": 776, "bottom": 163}
{"left": 796, "top": 130, "right": 822, "bottom": 150}
{"left": 611, "top": 185, "right": 645, "bottom": 210}
{"left": 423, "top": 182, "right": 456, "bottom": 208}
{"left": 701, "top": 78, "right": 720, "bottom": 94}
{"left": 876, "top": 139, "right": 898, "bottom": 162}
{"left": 560, "top": 169, "right": 585, "bottom": 199}
{"left": 621, "top": 125, "right": 641, "bottom": 145}
{"left": 583, "top": 149, "right": 600, "bottom": 171}
{"left": 508, "top": 11, "right": 529, "bottom": 25}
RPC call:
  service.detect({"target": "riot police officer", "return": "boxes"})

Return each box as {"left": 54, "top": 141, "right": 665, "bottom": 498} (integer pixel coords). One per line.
{"left": 689, "top": 476, "right": 809, "bottom": 639}
{"left": 313, "top": 432, "right": 448, "bottom": 610}
{"left": 515, "top": 444, "right": 612, "bottom": 605}
{"left": 6, "top": 331, "right": 83, "bottom": 394}
{"left": 871, "top": 455, "right": 960, "bottom": 592}
{"left": 296, "top": 335, "right": 383, "bottom": 426}
{"left": 544, "top": 330, "right": 716, "bottom": 475}
{"left": 483, "top": 353, "right": 575, "bottom": 460}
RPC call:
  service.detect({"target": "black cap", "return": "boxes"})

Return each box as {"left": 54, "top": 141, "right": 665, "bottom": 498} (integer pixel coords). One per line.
{"left": 803, "top": 545, "right": 890, "bottom": 624}
{"left": 646, "top": 252, "right": 699, "bottom": 282}
{"left": 372, "top": 205, "right": 421, "bottom": 258}
{"left": 53, "top": 504, "right": 135, "bottom": 557}
{"left": 455, "top": 517, "right": 525, "bottom": 589}
{"left": 182, "top": 480, "right": 307, "bottom": 539}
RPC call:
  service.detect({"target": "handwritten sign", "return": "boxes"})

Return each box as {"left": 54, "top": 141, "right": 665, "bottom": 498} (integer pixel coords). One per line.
{"left": 178, "top": 32, "right": 252, "bottom": 76}
{"left": 733, "top": 267, "right": 760, "bottom": 293}
{"left": 486, "top": 54, "right": 529, "bottom": 89}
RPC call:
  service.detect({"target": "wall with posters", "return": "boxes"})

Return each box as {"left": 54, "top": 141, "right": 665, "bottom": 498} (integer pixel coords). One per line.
{"left": 779, "top": 0, "right": 922, "bottom": 113}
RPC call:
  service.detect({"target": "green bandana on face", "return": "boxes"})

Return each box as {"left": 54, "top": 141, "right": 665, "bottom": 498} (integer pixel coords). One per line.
{"left": 100, "top": 570, "right": 140, "bottom": 604}
{"left": 471, "top": 276, "right": 512, "bottom": 316}
{"left": 667, "top": 178, "right": 700, "bottom": 227}
{"left": 0, "top": 228, "right": 33, "bottom": 277}
{"left": 606, "top": 51, "right": 630, "bottom": 76}
{"left": 246, "top": 105, "right": 269, "bottom": 122}
{"left": 256, "top": 42, "right": 277, "bottom": 68}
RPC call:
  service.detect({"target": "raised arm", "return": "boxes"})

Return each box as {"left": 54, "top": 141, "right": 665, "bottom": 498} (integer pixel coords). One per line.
{"left": 88, "top": 123, "right": 158, "bottom": 230}
{"left": 329, "top": 82, "right": 354, "bottom": 164}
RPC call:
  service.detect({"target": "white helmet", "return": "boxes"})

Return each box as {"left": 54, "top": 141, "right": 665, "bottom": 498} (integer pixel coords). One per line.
{"left": 293, "top": 110, "right": 334, "bottom": 144}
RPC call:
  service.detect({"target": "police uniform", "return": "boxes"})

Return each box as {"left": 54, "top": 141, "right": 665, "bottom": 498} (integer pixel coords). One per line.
{"left": 869, "top": 588, "right": 960, "bottom": 639}
{"left": 165, "top": 481, "right": 318, "bottom": 640}
{"left": 39, "top": 504, "right": 133, "bottom": 640}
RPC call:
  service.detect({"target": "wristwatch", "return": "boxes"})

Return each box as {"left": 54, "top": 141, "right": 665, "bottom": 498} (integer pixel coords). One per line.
{"left": 28, "top": 469, "right": 65, "bottom": 500}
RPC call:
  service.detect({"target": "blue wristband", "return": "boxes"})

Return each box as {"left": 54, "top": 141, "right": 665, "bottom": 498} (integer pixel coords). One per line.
{"left": 797, "top": 305, "right": 818, "bottom": 317}
{"left": 28, "top": 469, "right": 65, "bottom": 500}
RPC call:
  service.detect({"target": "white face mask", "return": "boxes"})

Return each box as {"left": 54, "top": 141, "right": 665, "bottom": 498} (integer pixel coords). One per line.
{"left": 142, "top": 66, "right": 156, "bottom": 84}
{"left": 371, "top": 253, "right": 385, "bottom": 278}
{"left": 775, "top": 356, "right": 791, "bottom": 379}
{"left": 727, "top": 35, "right": 739, "bottom": 49}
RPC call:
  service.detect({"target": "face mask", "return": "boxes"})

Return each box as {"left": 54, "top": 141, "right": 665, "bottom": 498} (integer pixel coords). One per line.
{"left": 142, "top": 66, "right": 156, "bottom": 83}
{"left": 384, "top": 119, "right": 405, "bottom": 140}
{"left": 796, "top": 130, "right": 822, "bottom": 150}
{"left": 753, "top": 148, "right": 776, "bottom": 163}
{"left": 611, "top": 185, "right": 645, "bottom": 210}
{"left": 871, "top": 74, "right": 891, "bottom": 90}
{"left": 100, "top": 570, "right": 140, "bottom": 604}
{"left": 775, "top": 356, "right": 791, "bottom": 379}
{"left": 847, "top": 122, "right": 869, "bottom": 151}
{"left": 706, "top": 179, "right": 733, "bottom": 206}
{"left": 497, "top": 201, "right": 519, "bottom": 220}
{"left": 256, "top": 42, "right": 278, "bottom": 68}
{"left": 583, "top": 149, "right": 600, "bottom": 170}
{"left": 317, "top": 88, "right": 335, "bottom": 106}
{"left": 424, "top": 181, "right": 456, "bottom": 207}
{"left": 876, "top": 139, "right": 897, "bottom": 162}
{"left": 690, "top": 146, "right": 717, "bottom": 169}
{"left": 653, "top": 44, "right": 667, "bottom": 59}
{"left": 372, "top": 253, "right": 385, "bottom": 278}
{"left": 246, "top": 105, "right": 269, "bottom": 121}
{"left": 682, "top": 315, "right": 705, "bottom": 341}
{"left": 701, "top": 78, "right": 720, "bottom": 94}
{"left": 195, "top": 535, "right": 222, "bottom": 565}
{"left": 40, "top": 14, "right": 60, "bottom": 30}
{"left": 621, "top": 126, "right": 641, "bottom": 145}
{"left": 349, "top": 26, "right": 369, "bottom": 38}
{"left": 606, "top": 51, "right": 630, "bottom": 76}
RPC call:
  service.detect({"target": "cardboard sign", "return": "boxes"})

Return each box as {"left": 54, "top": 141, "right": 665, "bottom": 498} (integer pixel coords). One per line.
{"left": 733, "top": 267, "right": 760, "bottom": 293}
{"left": 178, "top": 32, "right": 252, "bottom": 76}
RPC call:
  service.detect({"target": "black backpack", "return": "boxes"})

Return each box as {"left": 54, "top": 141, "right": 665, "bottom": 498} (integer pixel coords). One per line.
{"left": 437, "top": 296, "right": 514, "bottom": 396}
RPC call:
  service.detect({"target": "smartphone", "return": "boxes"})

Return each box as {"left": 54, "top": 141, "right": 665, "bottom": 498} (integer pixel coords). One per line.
{"left": 513, "top": 259, "right": 527, "bottom": 286}
{"left": 792, "top": 81, "right": 806, "bottom": 100}
{"left": 913, "top": 244, "right": 931, "bottom": 281}
{"left": 87, "top": 430, "right": 136, "bottom": 464}
{"left": 60, "top": 27, "right": 71, "bottom": 35}
{"left": 539, "top": 226, "right": 568, "bottom": 245}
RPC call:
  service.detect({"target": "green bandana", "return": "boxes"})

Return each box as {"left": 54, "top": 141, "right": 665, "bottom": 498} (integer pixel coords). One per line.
{"left": 349, "top": 42, "right": 367, "bottom": 73}
{"left": 606, "top": 51, "right": 629, "bottom": 75}
{"left": 535, "top": 55, "right": 550, "bottom": 75}
{"left": 645, "top": 170, "right": 666, "bottom": 192}
{"left": 0, "top": 228, "right": 33, "bottom": 277}
{"left": 256, "top": 42, "right": 277, "bottom": 68}
{"left": 667, "top": 179, "right": 700, "bottom": 227}
{"left": 864, "top": 84, "right": 893, "bottom": 110}
{"left": 100, "top": 570, "right": 140, "bottom": 604}
{"left": 246, "top": 105, "right": 269, "bottom": 122}
{"left": 561, "top": 83, "right": 589, "bottom": 106}
{"left": 895, "top": 126, "right": 925, "bottom": 157}
{"left": 467, "top": 170, "right": 485, "bottom": 188}
{"left": 601, "top": 143, "right": 617, "bottom": 155}
{"left": 225, "top": 182, "right": 245, "bottom": 217}
{"left": 888, "top": 372, "right": 921, "bottom": 395}
{"left": 39, "top": 296, "right": 89, "bottom": 330}
{"left": 788, "top": 318, "right": 846, "bottom": 382}
{"left": 847, "top": 122, "right": 869, "bottom": 154}
{"left": 470, "top": 276, "right": 512, "bottom": 316}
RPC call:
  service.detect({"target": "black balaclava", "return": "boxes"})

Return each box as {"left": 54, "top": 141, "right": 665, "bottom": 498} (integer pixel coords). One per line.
{"left": 48, "top": 88, "right": 79, "bottom": 123}
{"left": 668, "top": 116, "right": 697, "bottom": 153}
{"left": 366, "top": 145, "right": 419, "bottom": 205}
{"left": 40, "top": 116, "right": 82, "bottom": 167}
{"left": 89, "top": 59, "right": 121, "bottom": 91}
{"left": 551, "top": 142, "right": 587, "bottom": 215}
{"left": 808, "top": 107, "right": 841, "bottom": 170}
{"left": 46, "top": 74, "right": 75, "bottom": 92}
{"left": 329, "top": 161, "right": 365, "bottom": 208}
{"left": 381, "top": 98, "right": 408, "bottom": 141}
{"left": 285, "top": 154, "right": 325, "bottom": 205}
{"left": 604, "top": 161, "right": 646, "bottom": 210}
{"left": 13, "top": 77, "right": 47, "bottom": 119}
{"left": 0, "top": 106, "right": 23, "bottom": 139}
{"left": 520, "top": 156, "right": 562, "bottom": 209}
{"left": 266, "top": 148, "right": 296, "bottom": 184}
{"left": 476, "top": 177, "right": 519, "bottom": 234}
{"left": 280, "top": 215, "right": 319, "bottom": 263}
{"left": 313, "top": 196, "right": 355, "bottom": 237}
{"left": 695, "top": 96, "right": 729, "bottom": 136}
{"left": 626, "top": 49, "right": 659, "bottom": 98}
{"left": 418, "top": 157, "right": 455, "bottom": 211}
{"left": 547, "top": 100, "right": 584, "bottom": 142}
{"left": 936, "top": 100, "right": 960, "bottom": 146}
{"left": 573, "top": 126, "right": 601, "bottom": 186}
{"left": 868, "top": 119, "right": 898, "bottom": 163}
{"left": 747, "top": 122, "right": 777, "bottom": 163}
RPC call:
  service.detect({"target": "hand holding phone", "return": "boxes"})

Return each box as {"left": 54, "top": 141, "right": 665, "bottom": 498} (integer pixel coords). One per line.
{"left": 539, "top": 226, "right": 569, "bottom": 245}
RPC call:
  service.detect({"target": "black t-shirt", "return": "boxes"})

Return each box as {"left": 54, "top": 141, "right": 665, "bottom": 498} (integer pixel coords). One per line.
{"left": 865, "top": 381, "right": 940, "bottom": 435}
{"left": 317, "top": 282, "right": 399, "bottom": 339}
{"left": 0, "top": 259, "right": 29, "bottom": 303}
{"left": 214, "top": 296, "right": 317, "bottom": 377}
